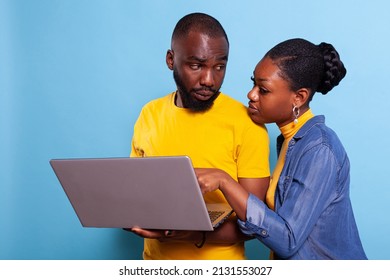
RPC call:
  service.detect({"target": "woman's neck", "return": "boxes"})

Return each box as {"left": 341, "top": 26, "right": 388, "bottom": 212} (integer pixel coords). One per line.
{"left": 279, "top": 109, "right": 314, "bottom": 139}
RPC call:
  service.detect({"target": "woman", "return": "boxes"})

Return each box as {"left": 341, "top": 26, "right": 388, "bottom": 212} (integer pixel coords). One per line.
{"left": 195, "top": 38, "right": 367, "bottom": 259}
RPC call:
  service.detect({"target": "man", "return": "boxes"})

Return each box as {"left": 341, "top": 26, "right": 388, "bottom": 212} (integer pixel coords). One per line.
{"left": 129, "top": 12, "right": 270, "bottom": 260}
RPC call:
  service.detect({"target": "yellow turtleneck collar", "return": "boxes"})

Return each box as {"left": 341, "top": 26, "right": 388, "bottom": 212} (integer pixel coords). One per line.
{"left": 279, "top": 109, "right": 315, "bottom": 140}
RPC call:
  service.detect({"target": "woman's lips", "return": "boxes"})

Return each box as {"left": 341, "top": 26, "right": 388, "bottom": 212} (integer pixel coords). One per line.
{"left": 247, "top": 103, "right": 259, "bottom": 113}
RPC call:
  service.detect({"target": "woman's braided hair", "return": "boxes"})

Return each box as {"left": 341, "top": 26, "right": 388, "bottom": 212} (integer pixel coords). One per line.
{"left": 265, "top": 38, "right": 346, "bottom": 100}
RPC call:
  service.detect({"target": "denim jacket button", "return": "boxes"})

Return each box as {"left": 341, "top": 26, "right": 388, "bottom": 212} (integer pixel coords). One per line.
{"left": 260, "top": 229, "right": 268, "bottom": 237}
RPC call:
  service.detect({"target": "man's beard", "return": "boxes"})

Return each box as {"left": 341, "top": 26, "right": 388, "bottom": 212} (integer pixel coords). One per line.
{"left": 173, "top": 68, "right": 220, "bottom": 112}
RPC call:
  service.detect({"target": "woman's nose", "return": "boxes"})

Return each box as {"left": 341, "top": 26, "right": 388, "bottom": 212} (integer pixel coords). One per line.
{"left": 247, "top": 88, "right": 259, "bottom": 101}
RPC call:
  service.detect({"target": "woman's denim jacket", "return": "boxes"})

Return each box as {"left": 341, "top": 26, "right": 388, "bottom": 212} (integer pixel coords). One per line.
{"left": 238, "top": 116, "right": 367, "bottom": 259}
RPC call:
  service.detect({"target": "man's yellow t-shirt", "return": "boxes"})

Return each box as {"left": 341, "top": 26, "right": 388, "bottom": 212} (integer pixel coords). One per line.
{"left": 131, "top": 92, "right": 270, "bottom": 260}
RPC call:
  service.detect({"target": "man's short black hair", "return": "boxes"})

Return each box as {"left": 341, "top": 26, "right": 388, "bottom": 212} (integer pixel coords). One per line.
{"left": 172, "top": 12, "right": 229, "bottom": 46}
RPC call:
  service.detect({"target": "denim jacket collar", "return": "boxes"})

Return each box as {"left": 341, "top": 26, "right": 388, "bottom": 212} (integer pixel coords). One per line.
{"left": 277, "top": 115, "right": 325, "bottom": 155}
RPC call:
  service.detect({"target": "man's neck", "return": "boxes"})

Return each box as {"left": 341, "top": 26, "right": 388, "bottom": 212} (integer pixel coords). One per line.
{"left": 174, "top": 91, "right": 184, "bottom": 108}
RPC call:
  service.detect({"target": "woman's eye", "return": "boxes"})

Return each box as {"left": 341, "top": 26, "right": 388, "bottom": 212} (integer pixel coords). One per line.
{"left": 251, "top": 76, "right": 268, "bottom": 94}
{"left": 259, "top": 87, "right": 269, "bottom": 94}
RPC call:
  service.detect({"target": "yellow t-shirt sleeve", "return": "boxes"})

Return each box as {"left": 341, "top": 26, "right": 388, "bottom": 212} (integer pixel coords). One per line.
{"left": 236, "top": 122, "right": 270, "bottom": 179}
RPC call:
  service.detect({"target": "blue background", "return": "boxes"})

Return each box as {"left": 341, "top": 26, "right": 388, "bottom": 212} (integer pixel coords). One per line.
{"left": 1, "top": 0, "right": 389, "bottom": 260}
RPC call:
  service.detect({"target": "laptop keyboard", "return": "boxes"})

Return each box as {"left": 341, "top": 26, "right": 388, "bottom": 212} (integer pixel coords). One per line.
{"left": 208, "top": 211, "right": 224, "bottom": 222}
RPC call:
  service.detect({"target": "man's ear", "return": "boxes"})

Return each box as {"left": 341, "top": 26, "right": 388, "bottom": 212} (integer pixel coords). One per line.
{"left": 166, "top": 50, "right": 174, "bottom": 70}
{"left": 294, "top": 88, "right": 310, "bottom": 107}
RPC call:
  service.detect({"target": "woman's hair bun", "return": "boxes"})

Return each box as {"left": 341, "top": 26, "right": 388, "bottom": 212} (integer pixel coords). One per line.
{"left": 317, "top": 42, "right": 347, "bottom": 95}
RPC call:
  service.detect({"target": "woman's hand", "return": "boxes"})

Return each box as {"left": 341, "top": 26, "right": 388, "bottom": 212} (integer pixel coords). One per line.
{"left": 195, "top": 168, "right": 233, "bottom": 194}
{"left": 195, "top": 167, "right": 256, "bottom": 221}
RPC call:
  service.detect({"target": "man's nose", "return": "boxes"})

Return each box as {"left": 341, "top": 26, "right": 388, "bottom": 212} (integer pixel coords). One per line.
{"left": 200, "top": 69, "right": 214, "bottom": 87}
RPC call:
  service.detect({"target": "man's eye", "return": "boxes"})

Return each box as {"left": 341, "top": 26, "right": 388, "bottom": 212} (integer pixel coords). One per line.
{"left": 215, "top": 65, "right": 226, "bottom": 71}
{"left": 190, "top": 64, "right": 200, "bottom": 70}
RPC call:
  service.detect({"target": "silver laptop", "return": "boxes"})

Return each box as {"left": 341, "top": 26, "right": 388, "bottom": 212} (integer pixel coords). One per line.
{"left": 50, "top": 156, "right": 233, "bottom": 231}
